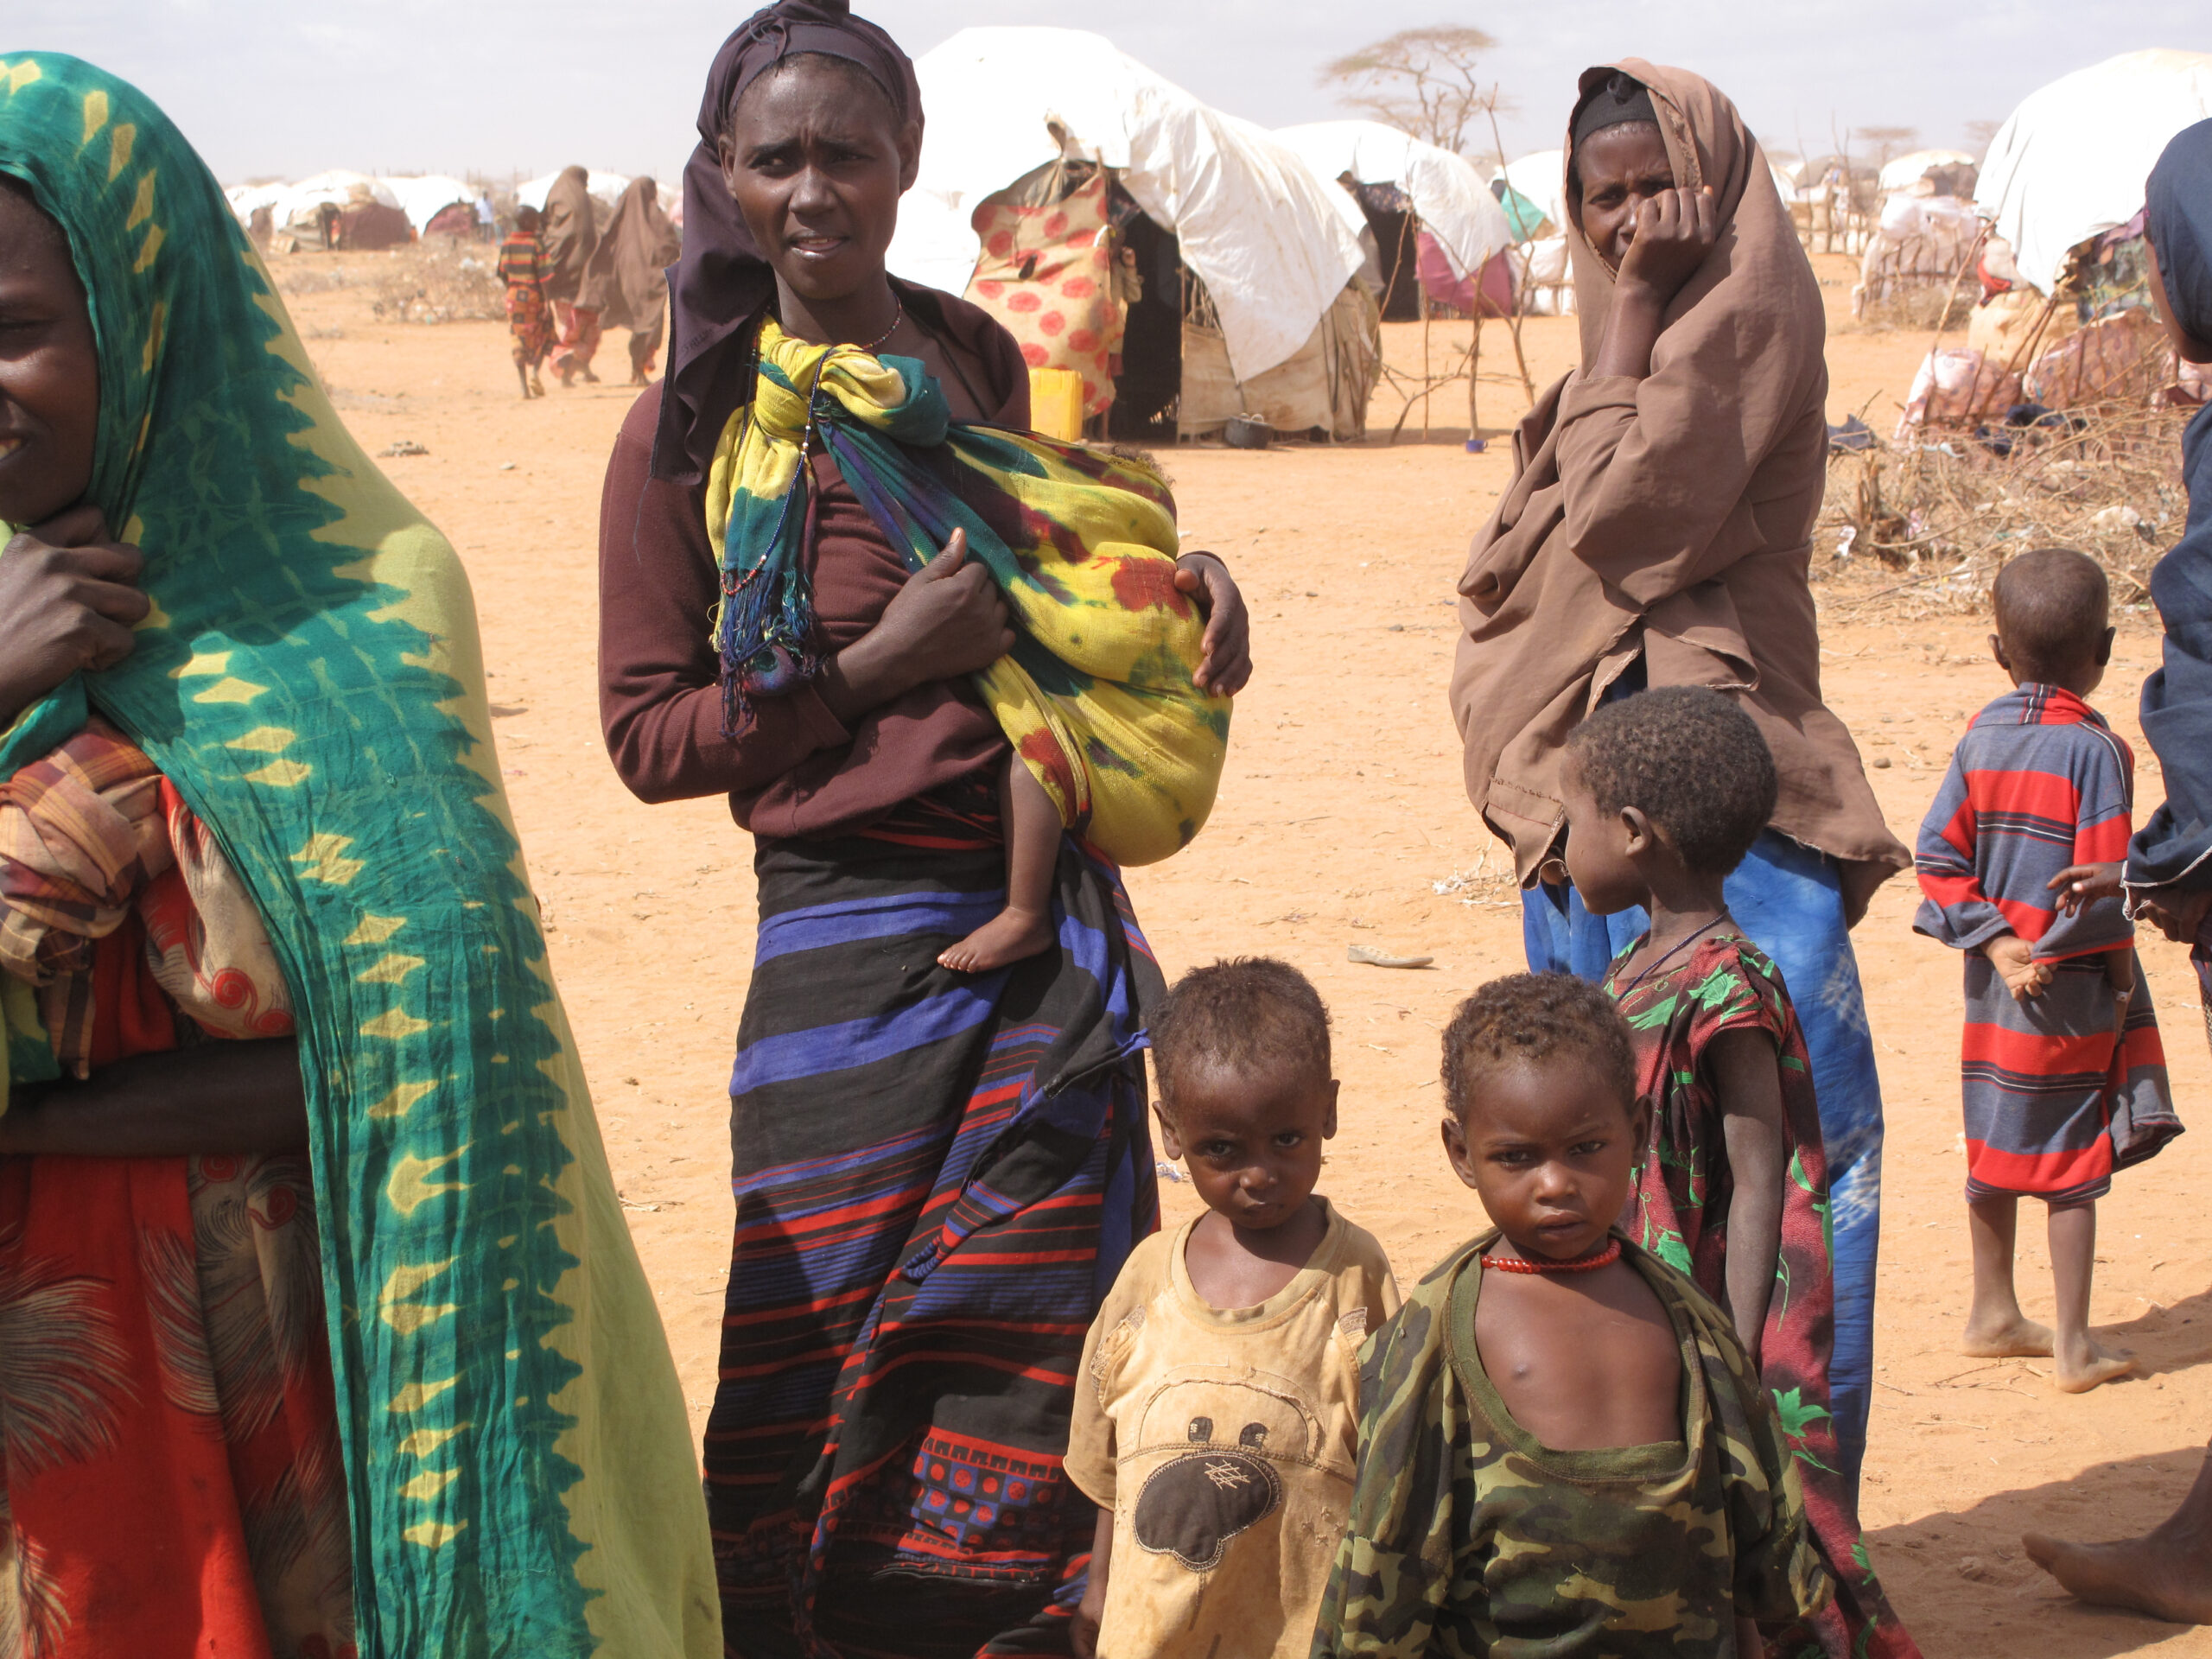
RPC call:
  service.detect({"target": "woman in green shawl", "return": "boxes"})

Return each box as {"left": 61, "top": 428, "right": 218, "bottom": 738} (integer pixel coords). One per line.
{"left": 0, "top": 54, "right": 717, "bottom": 1657}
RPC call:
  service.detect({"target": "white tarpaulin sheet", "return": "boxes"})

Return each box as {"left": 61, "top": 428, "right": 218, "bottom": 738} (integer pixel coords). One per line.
{"left": 1272, "top": 120, "right": 1513, "bottom": 281}
{"left": 1976, "top": 48, "right": 2212, "bottom": 292}
{"left": 227, "top": 169, "right": 397, "bottom": 233}
{"left": 888, "top": 27, "right": 1364, "bottom": 384}
{"left": 383, "top": 175, "right": 475, "bottom": 232}
{"left": 1497, "top": 150, "right": 1567, "bottom": 243}
{"left": 1878, "top": 148, "right": 1975, "bottom": 194}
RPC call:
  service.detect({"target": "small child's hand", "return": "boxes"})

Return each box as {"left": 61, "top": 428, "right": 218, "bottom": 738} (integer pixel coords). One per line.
{"left": 1071, "top": 1600, "right": 1102, "bottom": 1659}
{"left": 2105, "top": 950, "right": 2136, "bottom": 1032}
{"left": 1982, "top": 934, "right": 2051, "bottom": 1001}
{"left": 2047, "top": 862, "right": 2123, "bottom": 914}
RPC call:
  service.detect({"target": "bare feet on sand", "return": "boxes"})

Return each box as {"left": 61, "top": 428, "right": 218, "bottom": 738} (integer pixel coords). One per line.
{"left": 2024, "top": 1529, "right": 2212, "bottom": 1623}
{"left": 938, "top": 907, "right": 1052, "bottom": 973}
{"left": 1961, "top": 1314, "right": 2055, "bottom": 1358}
{"left": 2055, "top": 1333, "right": 2137, "bottom": 1393}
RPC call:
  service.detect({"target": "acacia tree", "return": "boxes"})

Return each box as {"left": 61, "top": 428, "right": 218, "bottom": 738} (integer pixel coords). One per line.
{"left": 1319, "top": 26, "right": 1499, "bottom": 156}
{"left": 1962, "top": 118, "right": 2004, "bottom": 158}
{"left": 1853, "top": 124, "right": 1920, "bottom": 168}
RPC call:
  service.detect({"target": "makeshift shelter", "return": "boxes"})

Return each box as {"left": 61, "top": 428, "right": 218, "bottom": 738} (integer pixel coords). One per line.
{"left": 1878, "top": 148, "right": 1977, "bottom": 199}
{"left": 1273, "top": 121, "right": 1512, "bottom": 321}
{"left": 383, "top": 174, "right": 475, "bottom": 236}
{"left": 889, "top": 26, "right": 1377, "bottom": 442}
{"left": 1975, "top": 48, "right": 2212, "bottom": 294}
{"left": 1852, "top": 194, "right": 1980, "bottom": 316}
{"left": 228, "top": 170, "right": 399, "bottom": 251}
{"left": 1497, "top": 150, "right": 1566, "bottom": 242}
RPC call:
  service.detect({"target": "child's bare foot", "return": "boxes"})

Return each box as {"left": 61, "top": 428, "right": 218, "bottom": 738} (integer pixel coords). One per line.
{"left": 2055, "top": 1334, "right": 2137, "bottom": 1393}
{"left": 1961, "top": 1313, "right": 2055, "bottom": 1357}
{"left": 938, "top": 907, "right": 1053, "bottom": 973}
{"left": 2024, "top": 1528, "right": 2212, "bottom": 1622}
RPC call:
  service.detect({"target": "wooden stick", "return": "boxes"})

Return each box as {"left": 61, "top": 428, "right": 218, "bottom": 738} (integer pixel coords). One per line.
{"left": 1467, "top": 312, "right": 1481, "bottom": 436}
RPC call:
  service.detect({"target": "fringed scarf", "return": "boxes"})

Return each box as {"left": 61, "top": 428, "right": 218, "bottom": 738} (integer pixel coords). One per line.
{"left": 706, "top": 317, "right": 1230, "bottom": 868}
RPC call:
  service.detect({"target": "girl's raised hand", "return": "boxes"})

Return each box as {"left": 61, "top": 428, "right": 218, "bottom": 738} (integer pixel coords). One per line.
{"left": 0, "top": 505, "right": 149, "bottom": 724}
{"left": 1617, "top": 186, "right": 1717, "bottom": 306}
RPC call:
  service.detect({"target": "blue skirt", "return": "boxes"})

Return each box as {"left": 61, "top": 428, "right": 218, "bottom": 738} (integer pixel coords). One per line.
{"left": 1522, "top": 828, "right": 1885, "bottom": 1495}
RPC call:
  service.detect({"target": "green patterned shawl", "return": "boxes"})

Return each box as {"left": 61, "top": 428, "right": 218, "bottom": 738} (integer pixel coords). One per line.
{"left": 0, "top": 54, "right": 718, "bottom": 1656}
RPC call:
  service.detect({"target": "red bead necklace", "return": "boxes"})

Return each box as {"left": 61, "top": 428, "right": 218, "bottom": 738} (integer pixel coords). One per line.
{"left": 1481, "top": 1238, "right": 1623, "bottom": 1274}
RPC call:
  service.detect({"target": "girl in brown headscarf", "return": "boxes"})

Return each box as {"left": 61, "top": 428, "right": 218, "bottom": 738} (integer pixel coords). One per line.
{"left": 1450, "top": 61, "right": 1918, "bottom": 1658}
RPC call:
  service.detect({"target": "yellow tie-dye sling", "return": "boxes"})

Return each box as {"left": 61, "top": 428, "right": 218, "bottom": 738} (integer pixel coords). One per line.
{"left": 704, "top": 318, "right": 1230, "bottom": 868}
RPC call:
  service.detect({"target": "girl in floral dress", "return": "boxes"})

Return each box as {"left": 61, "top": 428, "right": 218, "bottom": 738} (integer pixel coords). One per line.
{"left": 1559, "top": 685, "right": 1919, "bottom": 1659}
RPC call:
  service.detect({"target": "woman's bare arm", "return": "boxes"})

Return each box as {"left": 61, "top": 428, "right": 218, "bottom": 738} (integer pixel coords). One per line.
{"left": 0, "top": 1036, "right": 308, "bottom": 1158}
{"left": 1708, "top": 1026, "right": 1786, "bottom": 1368}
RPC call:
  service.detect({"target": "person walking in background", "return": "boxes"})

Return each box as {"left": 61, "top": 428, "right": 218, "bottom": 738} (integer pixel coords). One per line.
{"left": 497, "top": 203, "right": 552, "bottom": 397}
{"left": 474, "top": 188, "right": 497, "bottom": 243}
{"left": 579, "top": 174, "right": 681, "bottom": 385}
{"left": 541, "top": 162, "right": 601, "bottom": 385}
{"left": 2023, "top": 114, "right": 2212, "bottom": 1627}
{"left": 1449, "top": 62, "right": 1909, "bottom": 1497}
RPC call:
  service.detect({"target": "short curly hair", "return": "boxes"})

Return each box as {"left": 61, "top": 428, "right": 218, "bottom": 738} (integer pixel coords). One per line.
{"left": 1564, "top": 686, "right": 1777, "bottom": 878}
{"left": 1993, "top": 546, "right": 2108, "bottom": 680}
{"left": 1151, "top": 957, "right": 1331, "bottom": 1109}
{"left": 1440, "top": 973, "right": 1637, "bottom": 1122}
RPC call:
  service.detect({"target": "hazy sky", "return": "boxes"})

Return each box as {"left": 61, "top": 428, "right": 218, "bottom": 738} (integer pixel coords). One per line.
{"left": 12, "top": 0, "right": 2207, "bottom": 185}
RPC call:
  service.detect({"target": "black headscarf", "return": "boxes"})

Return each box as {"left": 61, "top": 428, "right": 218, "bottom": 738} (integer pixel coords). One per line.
{"left": 1571, "top": 70, "right": 1658, "bottom": 147}
{"left": 2127, "top": 118, "right": 2212, "bottom": 888}
{"left": 652, "top": 0, "right": 923, "bottom": 484}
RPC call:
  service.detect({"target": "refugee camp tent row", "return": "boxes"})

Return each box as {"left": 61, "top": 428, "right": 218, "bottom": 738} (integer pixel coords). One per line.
{"left": 226, "top": 170, "right": 415, "bottom": 251}
{"left": 1896, "top": 47, "right": 2212, "bottom": 436}
{"left": 889, "top": 26, "right": 1382, "bottom": 442}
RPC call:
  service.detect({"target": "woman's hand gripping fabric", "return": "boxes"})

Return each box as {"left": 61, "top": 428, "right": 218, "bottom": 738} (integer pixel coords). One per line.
{"left": 0, "top": 506, "right": 149, "bottom": 725}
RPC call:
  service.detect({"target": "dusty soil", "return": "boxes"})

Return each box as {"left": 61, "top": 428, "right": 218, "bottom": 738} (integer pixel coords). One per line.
{"left": 277, "top": 247, "right": 2212, "bottom": 1656}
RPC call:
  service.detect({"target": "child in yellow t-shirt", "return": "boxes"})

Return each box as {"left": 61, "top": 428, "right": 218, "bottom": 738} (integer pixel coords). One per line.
{"left": 1067, "top": 957, "right": 1397, "bottom": 1659}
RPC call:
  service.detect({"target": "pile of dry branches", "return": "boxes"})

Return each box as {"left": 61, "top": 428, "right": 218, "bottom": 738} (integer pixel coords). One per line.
{"left": 1816, "top": 399, "right": 2194, "bottom": 618}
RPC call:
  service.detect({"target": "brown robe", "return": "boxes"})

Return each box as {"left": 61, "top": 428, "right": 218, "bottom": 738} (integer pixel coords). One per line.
{"left": 1450, "top": 60, "right": 1907, "bottom": 919}
{"left": 580, "top": 175, "right": 682, "bottom": 356}
{"left": 539, "top": 164, "right": 597, "bottom": 305}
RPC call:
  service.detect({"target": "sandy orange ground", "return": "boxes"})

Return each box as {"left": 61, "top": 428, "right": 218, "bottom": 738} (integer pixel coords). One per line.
{"left": 278, "top": 249, "right": 2210, "bottom": 1656}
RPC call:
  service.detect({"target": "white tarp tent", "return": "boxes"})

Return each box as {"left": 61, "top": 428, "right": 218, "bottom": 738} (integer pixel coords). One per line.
{"left": 1272, "top": 120, "right": 1513, "bottom": 282}
{"left": 889, "top": 26, "right": 1364, "bottom": 385}
{"left": 383, "top": 175, "right": 475, "bottom": 233}
{"left": 1975, "top": 48, "right": 2212, "bottom": 292}
{"left": 249, "top": 169, "right": 397, "bottom": 232}
{"left": 1878, "top": 148, "right": 1975, "bottom": 194}
{"left": 1497, "top": 150, "right": 1567, "bottom": 242}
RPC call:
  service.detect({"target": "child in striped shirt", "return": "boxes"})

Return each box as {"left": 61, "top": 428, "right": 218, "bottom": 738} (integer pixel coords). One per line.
{"left": 1915, "top": 547, "right": 2183, "bottom": 1393}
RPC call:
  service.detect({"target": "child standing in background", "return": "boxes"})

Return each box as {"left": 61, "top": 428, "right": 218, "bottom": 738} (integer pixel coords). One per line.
{"left": 1916, "top": 547, "right": 2183, "bottom": 1394}
{"left": 1560, "top": 686, "right": 1920, "bottom": 1658}
{"left": 496, "top": 204, "right": 552, "bottom": 400}
{"left": 1068, "top": 958, "right": 1396, "bottom": 1659}
{"left": 1316, "top": 973, "right": 1828, "bottom": 1656}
